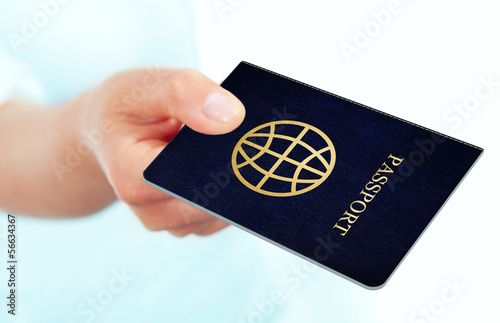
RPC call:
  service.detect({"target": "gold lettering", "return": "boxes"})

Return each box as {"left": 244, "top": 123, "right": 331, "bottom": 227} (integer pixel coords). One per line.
{"left": 371, "top": 173, "right": 388, "bottom": 184}
{"left": 377, "top": 162, "right": 394, "bottom": 174}
{"left": 365, "top": 181, "right": 382, "bottom": 193}
{"left": 333, "top": 153, "right": 405, "bottom": 236}
{"left": 338, "top": 211, "right": 359, "bottom": 224}
{"left": 333, "top": 223, "right": 351, "bottom": 236}
{"left": 388, "top": 154, "right": 404, "bottom": 166}
{"left": 350, "top": 200, "right": 366, "bottom": 213}
{"left": 359, "top": 190, "right": 376, "bottom": 203}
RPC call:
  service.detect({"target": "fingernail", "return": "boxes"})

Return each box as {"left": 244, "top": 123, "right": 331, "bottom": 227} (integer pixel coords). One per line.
{"left": 202, "top": 92, "right": 243, "bottom": 123}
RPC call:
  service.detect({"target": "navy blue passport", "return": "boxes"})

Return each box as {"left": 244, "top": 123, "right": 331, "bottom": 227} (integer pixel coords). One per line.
{"left": 144, "top": 61, "right": 483, "bottom": 289}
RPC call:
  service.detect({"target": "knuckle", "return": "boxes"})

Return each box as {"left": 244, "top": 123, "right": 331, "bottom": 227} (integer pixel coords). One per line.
{"left": 171, "top": 68, "right": 200, "bottom": 83}
{"left": 164, "top": 69, "right": 200, "bottom": 103}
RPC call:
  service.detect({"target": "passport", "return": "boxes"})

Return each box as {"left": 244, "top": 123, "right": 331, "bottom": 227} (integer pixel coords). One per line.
{"left": 144, "top": 61, "right": 483, "bottom": 289}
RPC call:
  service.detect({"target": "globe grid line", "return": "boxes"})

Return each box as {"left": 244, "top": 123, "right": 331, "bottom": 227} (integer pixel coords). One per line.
{"left": 255, "top": 127, "right": 309, "bottom": 190}
{"left": 232, "top": 120, "right": 336, "bottom": 197}
{"left": 237, "top": 124, "right": 275, "bottom": 168}
{"left": 291, "top": 146, "right": 331, "bottom": 192}
{"left": 247, "top": 132, "right": 330, "bottom": 170}
{"left": 239, "top": 138, "right": 326, "bottom": 177}
{"left": 237, "top": 146, "right": 318, "bottom": 184}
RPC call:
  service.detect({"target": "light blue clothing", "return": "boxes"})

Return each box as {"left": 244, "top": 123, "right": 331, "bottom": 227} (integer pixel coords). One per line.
{"left": 0, "top": 1, "right": 373, "bottom": 322}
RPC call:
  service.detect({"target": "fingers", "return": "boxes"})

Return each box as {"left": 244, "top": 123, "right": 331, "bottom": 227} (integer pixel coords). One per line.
{"left": 168, "top": 219, "right": 215, "bottom": 237}
{"left": 100, "top": 68, "right": 246, "bottom": 206}
{"left": 106, "top": 139, "right": 169, "bottom": 206}
{"left": 195, "top": 219, "right": 230, "bottom": 236}
{"left": 169, "top": 219, "right": 231, "bottom": 237}
{"left": 105, "top": 68, "right": 246, "bottom": 135}
{"left": 168, "top": 221, "right": 210, "bottom": 237}
{"left": 97, "top": 67, "right": 241, "bottom": 237}
{"left": 130, "top": 198, "right": 212, "bottom": 230}
{"left": 130, "top": 197, "right": 230, "bottom": 237}
{"left": 162, "top": 69, "right": 245, "bottom": 135}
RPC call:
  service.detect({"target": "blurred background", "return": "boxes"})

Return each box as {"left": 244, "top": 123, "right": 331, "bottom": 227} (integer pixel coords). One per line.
{"left": 0, "top": 0, "right": 498, "bottom": 322}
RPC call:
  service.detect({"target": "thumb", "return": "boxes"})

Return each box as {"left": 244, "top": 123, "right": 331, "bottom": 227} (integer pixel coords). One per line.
{"left": 162, "top": 69, "right": 245, "bottom": 134}
{"left": 112, "top": 68, "right": 246, "bottom": 135}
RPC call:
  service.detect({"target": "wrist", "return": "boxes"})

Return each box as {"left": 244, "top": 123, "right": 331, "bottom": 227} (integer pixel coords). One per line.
{"left": 55, "top": 91, "right": 113, "bottom": 193}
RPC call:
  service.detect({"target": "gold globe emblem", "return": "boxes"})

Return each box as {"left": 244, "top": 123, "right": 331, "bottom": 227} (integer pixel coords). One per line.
{"left": 232, "top": 120, "right": 336, "bottom": 197}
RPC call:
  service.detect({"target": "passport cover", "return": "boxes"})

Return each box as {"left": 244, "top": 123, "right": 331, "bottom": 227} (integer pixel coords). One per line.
{"left": 144, "top": 61, "right": 483, "bottom": 289}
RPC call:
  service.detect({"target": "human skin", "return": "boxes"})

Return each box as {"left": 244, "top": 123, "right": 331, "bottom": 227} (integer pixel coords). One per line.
{"left": 0, "top": 68, "right": 245, "bottom": 237}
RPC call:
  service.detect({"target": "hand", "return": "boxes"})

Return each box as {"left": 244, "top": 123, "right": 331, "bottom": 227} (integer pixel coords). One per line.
{"left": 75, "top": 68, "right": 245, "bottom": 236}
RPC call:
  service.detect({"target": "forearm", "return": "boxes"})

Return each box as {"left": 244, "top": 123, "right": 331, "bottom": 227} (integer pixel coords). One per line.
{"left": 0, "top": 97, "right": 116, "bottom": 217}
